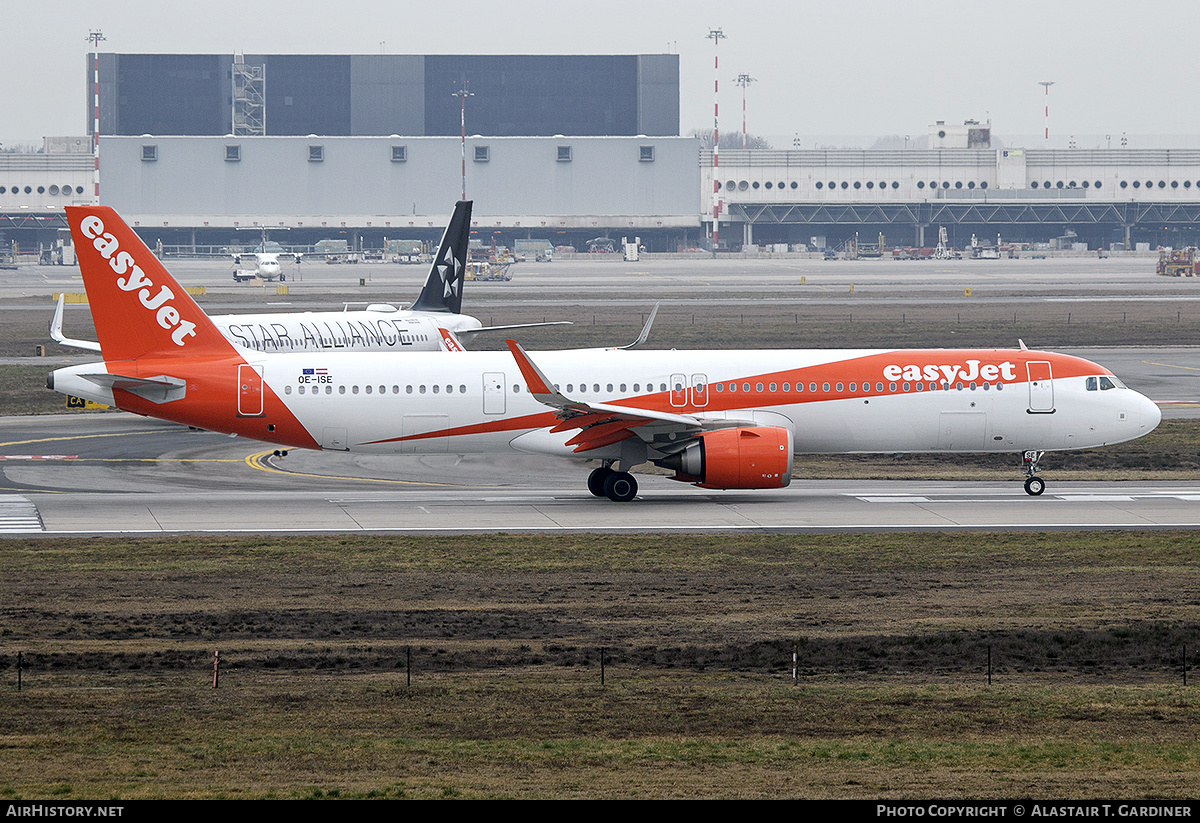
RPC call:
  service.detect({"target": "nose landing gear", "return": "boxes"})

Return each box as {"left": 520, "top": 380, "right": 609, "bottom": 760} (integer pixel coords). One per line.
{"left": 1022, "top": 450, "right": 1045, "bottom": 496}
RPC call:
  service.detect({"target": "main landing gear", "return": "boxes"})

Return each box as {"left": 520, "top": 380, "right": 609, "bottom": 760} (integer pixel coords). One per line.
{"left": 588, "top": 464, "right": 639, "bottom": 502}
{"left": 1022, "top": 450, "right": 1045, "bottom": 496}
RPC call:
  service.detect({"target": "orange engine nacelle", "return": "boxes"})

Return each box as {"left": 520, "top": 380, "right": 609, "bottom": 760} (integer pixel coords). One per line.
{"left": 664, "top": 426, "right": 794, "bottom": 490}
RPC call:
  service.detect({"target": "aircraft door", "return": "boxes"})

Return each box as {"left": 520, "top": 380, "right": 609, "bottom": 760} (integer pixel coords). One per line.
{"left": 483, "top": 372, "right": 506, "bottom": 415}
{"left": 670, "top": 373, "right": 687, "bottom": 407}
{"left": 237, "top": 364, "right": 264, "bottom": 417}
{"left": 691, "top": 374, "right": 709, "bottom": 407}
{"left": 1027, "top": 361, "right": 1055, "bottom": 413}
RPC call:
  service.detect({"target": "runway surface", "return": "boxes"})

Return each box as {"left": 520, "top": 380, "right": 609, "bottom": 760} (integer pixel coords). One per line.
{"left": 2, "top": 415, "right": 1197, "bottom": 535}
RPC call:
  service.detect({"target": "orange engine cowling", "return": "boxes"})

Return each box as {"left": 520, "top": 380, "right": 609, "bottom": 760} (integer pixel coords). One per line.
{"left": 664, "top": 426, "right": 794, "bottom": 490}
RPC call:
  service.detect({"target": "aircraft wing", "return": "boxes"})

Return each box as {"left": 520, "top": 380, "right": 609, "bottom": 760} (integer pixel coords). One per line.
{"left": 457, "top": 320, "right": 572, "bottom": 339}
{"left": 505, "top": 339, "right": 750, "bottom": 453}
{"left": 50, "top": 293, "right": 102, "bottom": 352}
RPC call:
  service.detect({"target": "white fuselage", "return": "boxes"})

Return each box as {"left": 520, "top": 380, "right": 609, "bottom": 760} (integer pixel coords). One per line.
{"left": 102, "top": 346, "right": 1154, "bottom": 459}
{"left": 211, "top": 306, "right": 482, "bottom": 353}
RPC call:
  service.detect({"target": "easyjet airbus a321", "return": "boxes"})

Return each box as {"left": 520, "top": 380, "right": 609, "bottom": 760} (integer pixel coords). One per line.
{"left": 49, "top": 206, "right": 1161, "bottom": 501}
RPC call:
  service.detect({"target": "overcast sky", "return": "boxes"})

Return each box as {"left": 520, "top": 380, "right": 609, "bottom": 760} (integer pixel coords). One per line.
{"left": 3, "top": 0, "right": 1197, "bottom": 148}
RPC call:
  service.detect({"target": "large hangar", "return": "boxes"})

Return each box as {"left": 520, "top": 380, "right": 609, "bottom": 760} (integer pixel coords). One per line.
{"left": 88, "top": 53, "right": 680, "bottom": 138}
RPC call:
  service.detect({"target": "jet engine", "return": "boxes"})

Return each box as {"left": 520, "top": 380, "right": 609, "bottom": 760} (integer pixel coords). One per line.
{"left": 658, "top": 426, "right": 793, "bottom": 489}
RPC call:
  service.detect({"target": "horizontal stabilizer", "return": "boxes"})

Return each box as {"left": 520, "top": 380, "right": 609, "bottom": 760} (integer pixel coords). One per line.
{"left": 77, "top": 372, "right": 186, "bottom": 404}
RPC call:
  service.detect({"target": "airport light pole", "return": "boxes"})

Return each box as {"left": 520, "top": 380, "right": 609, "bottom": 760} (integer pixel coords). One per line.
{"left": 452, "top": 77, "right": 473, "bottom": 202}
{"left": 1039, "top": 80, "right": 1054, "bottom": 146}
{"left": 87, "top": 29, "right": 105, "bottom": 202}
{"left": 707, "top": 28, "right": 726, "bottom": 254}
{"left": 734, "top": 73, "right": 756, "bottom": 149}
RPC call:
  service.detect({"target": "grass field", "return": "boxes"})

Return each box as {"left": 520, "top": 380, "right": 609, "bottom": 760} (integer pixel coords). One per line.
{"left": 1, "top": 532, "right": 1198, "bottom": 799}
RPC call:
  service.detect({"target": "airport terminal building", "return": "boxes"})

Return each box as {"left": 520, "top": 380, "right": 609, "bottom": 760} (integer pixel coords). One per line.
{"left": 2, "top": 54, "right": 1200, "bottom": 252}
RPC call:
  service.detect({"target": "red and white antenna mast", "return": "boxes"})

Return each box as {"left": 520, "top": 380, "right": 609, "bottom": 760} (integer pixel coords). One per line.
{"left": 707, "top": 28, "right": 726, "bottom": 254}
{"left": 734, "top": 73, "right": 756, "bottom": 149}
{"left": 87, "top": 29, "right": 105, "bottom": 202}
{"left": 451, "top": 76, "right": 473, "bottom": 202}
{"left": 1039, "top": 80, "right": 1054, "bottom": 145}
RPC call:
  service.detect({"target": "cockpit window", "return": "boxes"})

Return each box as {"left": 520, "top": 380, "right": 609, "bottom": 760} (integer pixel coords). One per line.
{"left": 1088, "top": 375, "right": 1122, "bottom": 391}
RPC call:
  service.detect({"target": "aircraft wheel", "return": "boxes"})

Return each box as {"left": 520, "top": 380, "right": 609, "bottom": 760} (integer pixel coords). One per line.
{"left": 587, "top": 466, "right": 613, "bottom": 497}
{"left": 603, "top": 471, "right": 638, "bottom": 502}
{"left": 1024, "top": 476, "right": 1046, "bottom": 496}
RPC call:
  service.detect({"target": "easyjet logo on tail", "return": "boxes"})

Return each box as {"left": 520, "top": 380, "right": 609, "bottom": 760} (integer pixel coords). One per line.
{"left": 883, "top": 359, "right": 1018, "bottom": 384}
{"left": 79, "top": 215, "right": 197, "bottom": 347}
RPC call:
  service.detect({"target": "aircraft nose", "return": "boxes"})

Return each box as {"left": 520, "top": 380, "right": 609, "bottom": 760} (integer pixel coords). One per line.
{"left": 1140, "top": 392, "right": 1162, "bottom": 433}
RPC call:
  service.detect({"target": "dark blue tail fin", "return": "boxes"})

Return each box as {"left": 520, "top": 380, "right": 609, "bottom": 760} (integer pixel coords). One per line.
{"left": 412, "top": 200, "right": 472, "bottom": 314}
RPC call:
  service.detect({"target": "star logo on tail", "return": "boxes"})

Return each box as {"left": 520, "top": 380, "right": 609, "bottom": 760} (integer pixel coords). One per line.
{"left": 437, "top": 247, "right": 461, "bottom": 298}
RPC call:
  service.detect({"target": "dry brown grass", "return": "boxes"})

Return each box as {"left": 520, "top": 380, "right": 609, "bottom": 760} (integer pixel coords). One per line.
{"left": 1, "top": 532, "right": 1198, "bottom": 798}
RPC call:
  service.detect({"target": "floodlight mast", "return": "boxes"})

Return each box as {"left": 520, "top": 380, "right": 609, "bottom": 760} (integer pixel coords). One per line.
{"left": 707, "top": 28, "right": 726, "bottom": 255}
{"left": 452, "top": 77, "right": 474, "bottom": 202}
{"left": 87, "top": 29, "right": 105, "bottom": 202}
{"left": 1039, "top": 80, "right": 1055, "bottom": 145}
{"left": 734, "top": 73, "right": 756, "bottom": 149}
